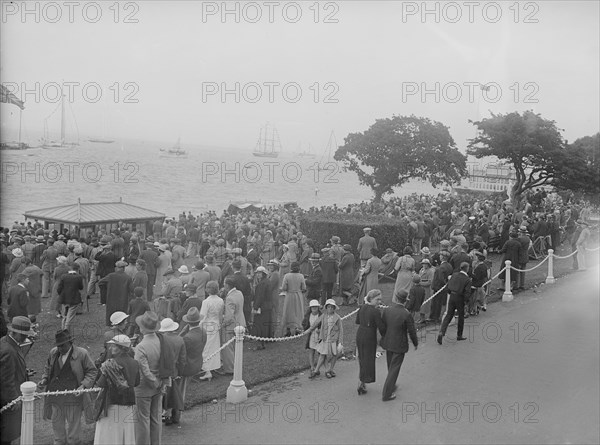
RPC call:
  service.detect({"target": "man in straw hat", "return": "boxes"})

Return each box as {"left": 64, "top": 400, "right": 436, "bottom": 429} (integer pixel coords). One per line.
{"left": 39, "top": 329, "right": 97, "bottom": 445}
{"left": 357, "top": 227, "right": 377, "bottom": 267}
{"left": 158, "top": 318, "right": 186, "bottom": 426}
{"left": 1, "top": 316, "right": 35, "bottom": 445}
{"left": 134, "top": 311, "right": 163, "bottom": 445}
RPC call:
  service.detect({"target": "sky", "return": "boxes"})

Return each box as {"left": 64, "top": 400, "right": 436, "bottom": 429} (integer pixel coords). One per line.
{"left": 1, "top": 0, "right": 599, "bottom": 152}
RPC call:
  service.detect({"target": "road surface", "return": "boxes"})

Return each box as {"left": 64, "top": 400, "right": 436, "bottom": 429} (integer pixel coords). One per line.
{"left": 163, "top": 265, "right": 600, "bottom": 444}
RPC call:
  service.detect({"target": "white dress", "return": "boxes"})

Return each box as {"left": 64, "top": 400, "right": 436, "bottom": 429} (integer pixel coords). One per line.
{"left": 200, "top": 294, "right": 224, "bottom": 371}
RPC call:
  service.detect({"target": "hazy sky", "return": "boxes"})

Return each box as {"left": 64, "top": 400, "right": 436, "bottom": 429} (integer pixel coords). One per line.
{"left": 1, "top": 0, "right": 598, "bottom": 151}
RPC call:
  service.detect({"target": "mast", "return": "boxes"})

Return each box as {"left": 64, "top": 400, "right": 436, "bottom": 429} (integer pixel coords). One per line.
{"left": 60, "top": 93, "right": 66, "bottom": 144}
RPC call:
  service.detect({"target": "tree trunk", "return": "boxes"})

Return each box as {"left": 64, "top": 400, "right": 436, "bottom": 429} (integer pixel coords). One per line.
{"left": 373, "top": 189, "right": 383, "bottom": 203}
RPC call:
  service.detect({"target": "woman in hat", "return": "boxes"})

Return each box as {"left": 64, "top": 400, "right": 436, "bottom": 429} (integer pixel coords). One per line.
{"left": 418, "top": 258, "right": 434, "bottom": 321}
{"left": 280, "top": 261, "right": 306, "bottom": 337}
{"left": 301, "top": 299, "right": 322, "bottom": 376}
{"left": 9, "top": 248, "right": 26, "bottom": 287}
{"left": 251, "top": 266, "right": 272, "bottom": 349}
{"left": 355, "top": 289, "right": 384, "bottom": 394}
{"left": 278, "top": 244, "right": 291, "bottom": 289}
{"left": 93, "top": 335, "right": 140, "bottom": 444}
{"left": 199, "top": 281, "right": 224, "bottom": 380}
{"left": 339, "top": 245, "right": 355, "bottom": 305}
{"left": 393, "top": 246, "right": 415, "bottom": 296}
{"left": 298, "top": 239, "right": 314, "bottom": 276}
{"left": 305, "top": 299, "right": 343, "bottom": 379}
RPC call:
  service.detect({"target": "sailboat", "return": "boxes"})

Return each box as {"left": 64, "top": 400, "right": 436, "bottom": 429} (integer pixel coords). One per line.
{"left": 40, "top": 94, "right": 79, "bottom": 149}
{"left": 296, "top": 142, "right": 316, "bottom": 158}
{"left": 318, "top": 130, "right": 338, "bottom": 170}
{"left": 160, "top": 137, "right": 187, "bottom": 158}
{"left": 253, "top": 123, "right": 281, "bottom": 158}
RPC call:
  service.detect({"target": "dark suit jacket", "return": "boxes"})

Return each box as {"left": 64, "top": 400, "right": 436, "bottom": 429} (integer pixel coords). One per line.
{"left": 446, "top": 271, "right": 472, "bottom": 301}
{"left": 181, "top": 327, "right": 206, "bottom": 377}
{"left": 7, "top": 284, "right": 29, "bottom": 320}
{"left": 380, "top": 303, "right": 418, "bottom": 354}
{"left": 95, "top": 250, "right": 116, "bottom": 278}
{"left": 0, "top": 335, "right": 28, "bottom": 441}
{"left": 57, "top": 272, "right": 84, "bottom": 306}
{"left": 501, "top": 238, "right": 521, "bottom": 265}
{"left": 139, "top": 249, "right": 158, "bottom": 276}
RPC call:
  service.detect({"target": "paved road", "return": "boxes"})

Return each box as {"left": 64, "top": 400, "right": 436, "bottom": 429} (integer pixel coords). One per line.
{"left": 163, "top": 265, "right": 600, "bottom": 444}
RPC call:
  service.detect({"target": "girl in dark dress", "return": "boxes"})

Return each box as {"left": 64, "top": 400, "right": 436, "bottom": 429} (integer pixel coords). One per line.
{"left": 355, "top": 289, "right": 384, "bottom": 395}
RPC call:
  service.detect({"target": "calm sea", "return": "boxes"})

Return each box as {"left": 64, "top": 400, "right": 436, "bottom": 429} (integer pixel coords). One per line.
{"left": 0, "top": 139, "right": 438, "bottom": 227}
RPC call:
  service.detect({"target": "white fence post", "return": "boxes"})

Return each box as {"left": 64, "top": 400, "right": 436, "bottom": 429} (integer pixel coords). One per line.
{"left": 226, "top": 326, "right": 248, "bottom": 404}
{"left": 546, "top": 249, "right": 556, "bottom": 284}
{"left": 20, "top": 381, "right": 37, "bottom": 445}
{"left": 503, "top": 260, "right": 514, "bottom": 302}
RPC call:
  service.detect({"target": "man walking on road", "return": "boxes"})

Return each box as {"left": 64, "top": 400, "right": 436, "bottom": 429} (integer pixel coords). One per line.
{"left": 437, "top": 262, "right": 472, "bottom": 345}
{"left": 380, "top": 289, "right": 418, "bottom": 402}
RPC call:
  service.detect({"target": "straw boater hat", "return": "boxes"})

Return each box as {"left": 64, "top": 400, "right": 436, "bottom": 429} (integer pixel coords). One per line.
{"left": 136, "top": 311, "right": 159, "bottom": 332}
{"left": 110, "top": 311, "right": 129, "bottom": 326}
{"left": 182, "top": 307, "right": 202, "bottom": 324}
{"left": 8, "top": 316, "right": 36, "bottom": 337}
{"left": 178, "top": 265, "right": 189, "bottom": 274}
{"left": 159, "top": 318, "right": 179, "bottom": 332}
{"left": 107, "top": 334, "right": 131, "bottom": 348}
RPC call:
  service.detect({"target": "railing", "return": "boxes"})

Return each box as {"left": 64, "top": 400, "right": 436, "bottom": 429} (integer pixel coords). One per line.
{"left": 3, "top": 245, "right": 598, "bottom": 443}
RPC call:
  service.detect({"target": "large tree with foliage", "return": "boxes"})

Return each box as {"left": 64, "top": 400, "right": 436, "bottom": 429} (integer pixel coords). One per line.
{"left": 333, "top": 115, "right": 467, "bottom": 203}
{"left": 467, "top": 110, "right": 567, "bottom": 205}
{"left": 553, "top": 133, "right": 600, "bottom": 199}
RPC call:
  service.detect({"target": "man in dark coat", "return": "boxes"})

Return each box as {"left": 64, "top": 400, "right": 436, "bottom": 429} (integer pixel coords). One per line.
{"left": 98, "top": 260, "right": 134, "bottom": 326}
{"left": 95, "top": 243, "right": 116, "bottom": 305}
{"left": 380, "top": 290, "right": 418, "bottom": 401}
{"left": 180, "top": 307, "right": 206, "bottom": 398}
{"left": 305, "top": 254, "right": 323, "bottom": 303}
{"left": 499, "top": 231, "right": 521, "bottom": 290}
{"left": 430, "top": 251, "right": 453, "bottom": 323}
{"left": 320, "top": 249, "right": 339, "bottom": 305}
{"left": 57, "top": 263, "right": 84, "bottom": 331}
{"left": 7, "top": 273, "right": 30, "bottom": 322}
{"left": 231, "top": 259, "right": 253, "bottom": 325}
{"left": 0, "top": 316, "right": 33, "bottom": 445}
{"left": 437, "top": 262, "right": 472, "bottom": 344}
{"left": 139, "top": 240, "right": 158, "bottom": 300}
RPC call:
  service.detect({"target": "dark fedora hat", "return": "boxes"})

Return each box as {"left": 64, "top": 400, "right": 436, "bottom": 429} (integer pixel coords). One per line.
{"left": 55, "top": 329, "right": 73, "bottom": 346}
{"left": 136, "top": 311, "right": 159, "bottom": 332}
{"left": 182, "top": 307, "right": 202, "bottom": 324}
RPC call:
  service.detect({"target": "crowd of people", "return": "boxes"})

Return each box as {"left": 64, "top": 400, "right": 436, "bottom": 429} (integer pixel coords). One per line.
{"left": 0, "top": 188, "right": 597, "bottom": 444}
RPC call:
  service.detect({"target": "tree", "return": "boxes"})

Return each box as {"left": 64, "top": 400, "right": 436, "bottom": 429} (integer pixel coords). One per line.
{"left": 553, "top": 133, "right": 600, "bottom": 199}
{"left": 333, "top": 115, "right": 467, "bottom": 203}
{"left": 467, "top": 110, "right": 566, "bottom": 205}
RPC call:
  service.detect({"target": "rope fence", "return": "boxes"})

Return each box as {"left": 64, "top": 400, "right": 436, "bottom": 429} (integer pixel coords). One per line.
{"left": 3, "top": 242, "right": 598, "bottom": 416}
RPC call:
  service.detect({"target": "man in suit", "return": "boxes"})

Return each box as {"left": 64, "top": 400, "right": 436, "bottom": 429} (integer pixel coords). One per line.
{"left": 357, "top": 227, "right": 377, "bottom": 267}
{"left": 179, "top": 307, "right": 206, "bottom": 405}
{"left": 216, "top": 276, "right": 246, "bottom": 375}
{"left": 380, "top": 290, "right": 418, "bottom": 402}
{"left": 139, "top": 239, "right": 159, "bottom": 301}
{"left": 95, "top": 242, "right": 116, "bottom": 305}
{"left": 57, "top": 263, "right": 84, "bottom": 331}
{"left": 0, "top": 316, "right": 33, "bottom": 445}
{"left": 41, "top": 239, "right": 58, "bottom": 299}
{"left": 231, "top": 258, "right": 253, "bottom": 324}
{"left": 7, "top": 273, "right": 30, "bottom": 322}
{"left": 437, "top": 262, "right": 472, "bottom": 344}
{"left": 430, "top": 251, "right": 453, "bottom": 323}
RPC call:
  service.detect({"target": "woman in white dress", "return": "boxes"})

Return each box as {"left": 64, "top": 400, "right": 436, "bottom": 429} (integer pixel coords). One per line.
{"left": 199, "top": 280, "right": 224, "bottom": 380}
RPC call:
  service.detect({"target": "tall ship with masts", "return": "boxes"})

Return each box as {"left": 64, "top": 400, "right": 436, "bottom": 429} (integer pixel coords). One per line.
{"left": 253, "top": 123, "right": 282, "bottom": 158}
{"left": 40, "top": 92, "right": 79, "bottom": 149}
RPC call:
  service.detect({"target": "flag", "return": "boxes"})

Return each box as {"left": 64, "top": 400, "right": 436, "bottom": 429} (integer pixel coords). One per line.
{"left": 0, "top": 84, "right": 25, "bottom": 110}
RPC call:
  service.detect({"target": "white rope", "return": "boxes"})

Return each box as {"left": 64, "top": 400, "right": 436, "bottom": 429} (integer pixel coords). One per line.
{"left": 585, "top": 246, "right": 600, "bottom": 252}
{"left": 202, "top": 336, "right": 235, "bottom": 363}
{"left": 552, "top": 250, "right": 578, "bottom": 260}
{"left": 245, "top": 332, "right": 307, "bottom": 342}
{"left": 510, "top": 256, "right": 549, "bottom": 273}
{"left": 0, "top": 397, "right": 23, "bottom": 413}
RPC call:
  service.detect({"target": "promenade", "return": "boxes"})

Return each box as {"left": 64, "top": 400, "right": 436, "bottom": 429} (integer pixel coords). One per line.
{"left": 163, "top": 264, "right": 600, "bottom": 444}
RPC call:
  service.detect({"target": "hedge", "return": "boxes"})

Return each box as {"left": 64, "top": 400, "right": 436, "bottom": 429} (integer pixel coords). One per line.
{"left": 298, "top": 214, "right": 408, "bottom": 257}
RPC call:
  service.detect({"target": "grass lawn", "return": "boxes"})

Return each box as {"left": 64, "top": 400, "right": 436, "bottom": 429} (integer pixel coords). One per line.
{"left": 19, "top": 242, "right": 598, "bottom": 444}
